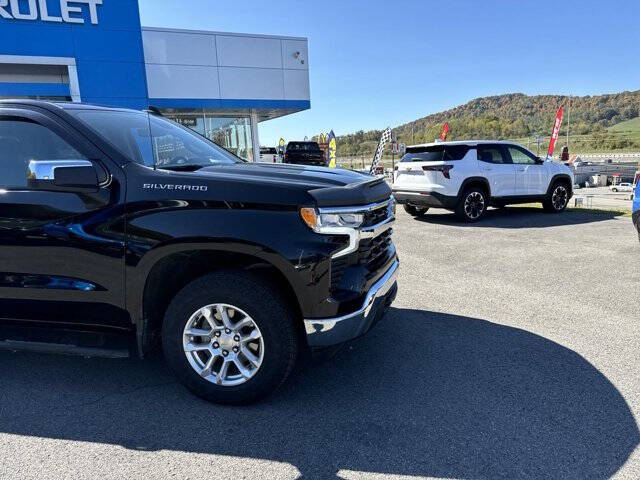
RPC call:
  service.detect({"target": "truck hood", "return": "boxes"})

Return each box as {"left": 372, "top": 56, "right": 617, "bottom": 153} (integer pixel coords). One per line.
{"left": 194, "top": 163, "right": 392, "bottom": 207}
{"left": 197, "top": 163, "right": 366, "bottom": 187}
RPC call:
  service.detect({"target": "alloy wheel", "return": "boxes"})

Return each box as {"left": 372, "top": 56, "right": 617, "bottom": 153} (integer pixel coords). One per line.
{"left": 464, "top": 192, "right": 485, "bottom": 220}
{"left": 182, "top": 303, "right": 264, "bottom": 386}
{"left": 552, "top": 186, "right": 568, "bottom": 210}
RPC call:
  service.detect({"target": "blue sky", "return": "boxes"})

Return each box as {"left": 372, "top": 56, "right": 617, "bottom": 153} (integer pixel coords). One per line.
{"left": 139, "top": 0, "right": 640, "bottom": 146}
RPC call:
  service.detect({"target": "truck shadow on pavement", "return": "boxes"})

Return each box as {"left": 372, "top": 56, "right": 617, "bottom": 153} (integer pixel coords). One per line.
{"left": 414, "top": 207, "right": 627, "bottom": 228}
{"left": 0, "top": 308, "right": 638, "bottom": 479}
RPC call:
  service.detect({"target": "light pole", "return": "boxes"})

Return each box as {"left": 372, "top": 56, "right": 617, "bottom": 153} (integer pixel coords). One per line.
{"left": 566, "top": 96, "right": 571, "bottom": 153}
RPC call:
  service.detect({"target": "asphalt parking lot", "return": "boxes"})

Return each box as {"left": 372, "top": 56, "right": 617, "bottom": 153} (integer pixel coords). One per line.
{"left": 0, "top": 207, "right": 638, "bottom": 480}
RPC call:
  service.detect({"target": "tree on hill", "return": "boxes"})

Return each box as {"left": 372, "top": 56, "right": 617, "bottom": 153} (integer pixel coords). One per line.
{"left": 333, "top": 91, "right": 640, "bottom": 156}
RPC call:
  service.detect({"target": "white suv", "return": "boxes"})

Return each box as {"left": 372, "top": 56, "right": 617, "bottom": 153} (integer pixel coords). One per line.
{"left": 392, "top": 141, "right": 575, "bottom": 222}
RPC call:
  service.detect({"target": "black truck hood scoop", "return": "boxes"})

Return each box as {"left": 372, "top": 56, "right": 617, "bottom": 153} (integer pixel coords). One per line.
{"left": 197, "top": 163, "right": 369, "bottom": 187}
{"left": 196, "top": 163, "right": 392, "bottom": 207}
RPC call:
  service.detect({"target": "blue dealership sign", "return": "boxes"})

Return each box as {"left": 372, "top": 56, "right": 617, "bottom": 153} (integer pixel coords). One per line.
{"left": 0, "top": 0, "right": 148, "bottom": 109}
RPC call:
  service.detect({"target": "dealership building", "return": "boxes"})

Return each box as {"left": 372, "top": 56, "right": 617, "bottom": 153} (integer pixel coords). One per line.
{"left": 0, "top": 0, "right": 310, "bottom": 161}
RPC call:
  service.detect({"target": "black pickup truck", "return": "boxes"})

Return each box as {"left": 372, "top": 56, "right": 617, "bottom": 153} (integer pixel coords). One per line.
{"left": 284, "top": 141, "right": 327, "bottom": 166}
{"left": 0, "top": 100, "right": 398, "bottom": 404}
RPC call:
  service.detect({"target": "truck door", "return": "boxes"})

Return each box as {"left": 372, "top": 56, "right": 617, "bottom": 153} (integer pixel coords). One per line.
{"left": 0, "top": 107, "right": 128, "bottom": 329}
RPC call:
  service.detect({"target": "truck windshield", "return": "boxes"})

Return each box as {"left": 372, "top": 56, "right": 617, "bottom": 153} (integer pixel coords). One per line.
{"left": 71, "top": 109, "right": 242, "bottom": 168}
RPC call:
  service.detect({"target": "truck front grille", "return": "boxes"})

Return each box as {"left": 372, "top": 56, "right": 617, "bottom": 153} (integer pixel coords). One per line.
{"left": 330, "top": 228, "right": 394, "bottom": 292}
{"left": 326, "top": 197, "right": 396, "bottom": 294}
{"left": 362, "top": 202, "right": 391, "bottom": 227}
{"left": 358, "top": 228, "right": 394, "bottom": 274}
{"left": 330, "top": 256, "right": 350, "bottom": 291}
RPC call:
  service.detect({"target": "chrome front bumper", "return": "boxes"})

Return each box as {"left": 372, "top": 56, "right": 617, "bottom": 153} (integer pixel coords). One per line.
{"left": 304, "top": 259, "right": 399, "bottom": 347}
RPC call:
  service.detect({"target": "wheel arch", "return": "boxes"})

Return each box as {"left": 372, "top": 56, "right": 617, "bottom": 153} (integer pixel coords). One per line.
{"left": 547, "top": 174, "right": 573, "bottom": 197}
{"left": 129, "top": 243, "right": 305, "bottom": 356}
{"left": 457, "top": 177, "right": 492, "bottom": 200}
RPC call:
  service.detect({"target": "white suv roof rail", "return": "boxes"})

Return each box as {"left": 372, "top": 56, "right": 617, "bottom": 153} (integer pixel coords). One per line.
{"left": 407, "top": 140, "right": 521, "bottom": 148}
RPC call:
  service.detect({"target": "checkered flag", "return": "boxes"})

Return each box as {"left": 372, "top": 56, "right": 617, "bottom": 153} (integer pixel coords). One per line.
{"left": 369, "top": 128, "right": 392, "bottom": 174}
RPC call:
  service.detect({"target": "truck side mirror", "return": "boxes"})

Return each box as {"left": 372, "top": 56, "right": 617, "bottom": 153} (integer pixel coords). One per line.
{"left": 54, "top": 165, "right": 99, "bottom": 189}
{"left": 28, "top": 160, "right": 100, "bottom": 192}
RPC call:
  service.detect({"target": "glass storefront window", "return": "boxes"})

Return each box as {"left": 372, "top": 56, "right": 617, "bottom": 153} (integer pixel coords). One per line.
{"left": 205, "top": 116, "right": 253, "bottom": 161}
{"left": 164, "top": 110, "right": 254, "bottom": 162}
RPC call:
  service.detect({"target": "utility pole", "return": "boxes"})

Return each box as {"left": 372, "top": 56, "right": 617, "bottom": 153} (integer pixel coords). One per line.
{"left": 566, "top": 96, "right": 571, "bottom": 153}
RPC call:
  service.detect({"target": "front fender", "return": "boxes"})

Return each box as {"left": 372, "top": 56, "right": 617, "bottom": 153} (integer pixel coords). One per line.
{"left": 124, "top": 202, "right": 345, "bottom": 329}
{"left": 546, "top": 173, "right": 574, "bottom": 198}
{"left": 126, "top": 239, "right": 309, "bottom": 320}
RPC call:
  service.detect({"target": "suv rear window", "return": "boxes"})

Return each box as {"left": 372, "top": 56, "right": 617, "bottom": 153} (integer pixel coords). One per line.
{"left": 401, "top": 145, "right": 470, "bottom": 162}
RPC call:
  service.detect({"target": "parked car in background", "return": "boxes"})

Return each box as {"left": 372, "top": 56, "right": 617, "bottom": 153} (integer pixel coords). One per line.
{"left": 392, "top": 141, "right": 574, "bottom": 222}
{"left": 610, "top": 182, "right": 634, "bottom": 192}
{"left": 284, "top": 141, "right": 327, "bottom": 166}
{"left": 259, "top": 147, "right": 279, "bottom": 163}
{"left": 0, "top": 100, "right": 398, "bottom": 405}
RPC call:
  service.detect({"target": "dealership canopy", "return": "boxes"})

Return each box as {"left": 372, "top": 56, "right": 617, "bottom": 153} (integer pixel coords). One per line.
{"left": 0, "top": 0, "right": 311, "bottom": 162}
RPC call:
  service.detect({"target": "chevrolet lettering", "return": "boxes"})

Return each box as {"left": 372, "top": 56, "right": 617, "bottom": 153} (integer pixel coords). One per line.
{"left": 0, "top": 0, "right": 102, "bottom": 25}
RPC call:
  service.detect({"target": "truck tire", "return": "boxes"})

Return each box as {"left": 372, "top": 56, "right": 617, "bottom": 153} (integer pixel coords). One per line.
{"left": 543, "top": 181, "right": 570, "bottom": 213}
{"left": 403, "top": 204, "right": 428, "bottom": 217}
{"left": 162, "top": 270, "right": 298, "bottom": 405}
{"left": 455, "top": 186, "right": 487, "bottom": 222}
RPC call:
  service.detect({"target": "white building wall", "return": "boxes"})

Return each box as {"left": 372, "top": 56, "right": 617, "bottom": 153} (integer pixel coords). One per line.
{"left": 141, "top": 28, "right": 310, "bottom": 103}
{"left": 145, "top": 64, "right": 220, "bottom": 99}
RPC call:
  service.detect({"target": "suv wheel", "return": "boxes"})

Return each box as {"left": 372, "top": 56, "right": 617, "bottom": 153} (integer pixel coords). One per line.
{"left": 543, "top": 182, "right": 570, "bottom": 213}
{"left": 403, "top": 204, "right": 429, "bottom": 217}
{"left": 456, "top": 187, "right": 487, "bottom": 222}
{"left": 162, "top": 270, "right": 298, "bottom": 405}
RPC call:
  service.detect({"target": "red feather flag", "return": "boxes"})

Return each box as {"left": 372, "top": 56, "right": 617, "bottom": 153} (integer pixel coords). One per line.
{"left": 547, "top": 107, "right": 563, "bottom": 157}
{"left": 440, "top": 122, "right": 450, "bottom": 141}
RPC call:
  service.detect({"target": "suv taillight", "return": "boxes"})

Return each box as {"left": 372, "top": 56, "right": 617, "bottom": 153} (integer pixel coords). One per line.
{"left": 422, "top": 164, "right": 454, "bottom": 179}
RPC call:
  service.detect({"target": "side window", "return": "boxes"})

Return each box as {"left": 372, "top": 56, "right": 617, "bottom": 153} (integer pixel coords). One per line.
{"left": 508, "top": 147, "right": 537, "bottom": 165}
{"left": 0, "top": 119, "right": 86, "bottom": 188}
{"left": 477, "top": 146, "right": 510, "bottom": 164}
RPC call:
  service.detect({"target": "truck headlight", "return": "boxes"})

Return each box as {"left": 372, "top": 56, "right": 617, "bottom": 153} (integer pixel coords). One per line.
{"left": 300, "top": 208, "right": 364, "bottom": 232}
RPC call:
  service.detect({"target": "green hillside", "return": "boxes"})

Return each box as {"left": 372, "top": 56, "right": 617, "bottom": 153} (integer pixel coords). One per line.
{"left": 607, "top": 116, "right": 640, "bottom": 145}
{"left": 333, "top": 91, "right": 640, "bottom": 156}
{"left": 608, "top": 116, "right": 640, "bottom": 132}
